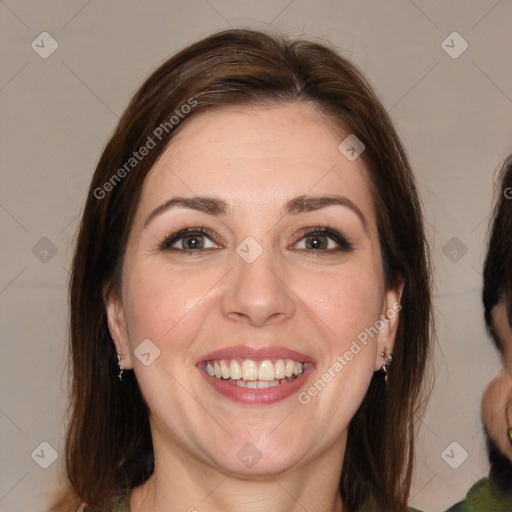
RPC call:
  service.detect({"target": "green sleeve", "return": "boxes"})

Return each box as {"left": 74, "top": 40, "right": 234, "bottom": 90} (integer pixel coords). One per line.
{"left": 444, "top": 477, "right": 512, "bottom": 512}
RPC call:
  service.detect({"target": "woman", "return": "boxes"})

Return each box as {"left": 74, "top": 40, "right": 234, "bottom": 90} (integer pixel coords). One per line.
{"left": 446, "top": 155, "right": 512, "bottom": 511}
{"left": 52, "top": 29, "right": 432, "bottom": 512}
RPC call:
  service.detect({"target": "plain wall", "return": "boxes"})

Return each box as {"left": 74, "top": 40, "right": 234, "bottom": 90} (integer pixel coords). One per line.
{"left": 1, "top": 1, "right": 511, "bottom": 511}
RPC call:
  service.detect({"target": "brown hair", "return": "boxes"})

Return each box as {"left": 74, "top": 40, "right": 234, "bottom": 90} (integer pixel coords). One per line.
{"left": 53, "top": 28, "right": 432, "bottom": 512}
{"left": 483, "top": 154, "right": 512, "bottom": 349}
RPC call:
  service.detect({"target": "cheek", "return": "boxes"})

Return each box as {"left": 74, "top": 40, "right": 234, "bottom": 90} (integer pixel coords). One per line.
{"left": 295, "top": 264, "right": 384, "bottom": 350}
{"left": 122, "top": 260, "right": 220, "bottom": 343}
{"left": 121, "top": 264, "right": 215, "bottom": 402}
{"left": 291, "top": 264, "right": 383, "bottom": 413}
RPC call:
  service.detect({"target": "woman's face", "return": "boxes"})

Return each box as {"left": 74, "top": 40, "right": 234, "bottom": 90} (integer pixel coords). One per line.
{"left": 106, "top": 102, "right": 401, "bottom": 475}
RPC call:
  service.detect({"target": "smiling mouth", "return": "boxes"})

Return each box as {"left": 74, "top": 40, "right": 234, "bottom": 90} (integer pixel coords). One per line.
{"left": 204, "top": 358, "right": 305, "bottom": 388}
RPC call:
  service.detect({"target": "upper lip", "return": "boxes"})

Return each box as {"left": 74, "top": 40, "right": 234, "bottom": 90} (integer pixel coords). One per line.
{"left": 197, "top": 345, "right": 315, "bottom": 364}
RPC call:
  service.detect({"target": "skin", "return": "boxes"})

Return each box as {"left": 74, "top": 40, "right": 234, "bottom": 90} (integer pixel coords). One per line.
{"left": 105, "top": 102, "right": 402, "bottom": 512}
{"left": 482, "top": 302, "right": 512, "bottom": 463}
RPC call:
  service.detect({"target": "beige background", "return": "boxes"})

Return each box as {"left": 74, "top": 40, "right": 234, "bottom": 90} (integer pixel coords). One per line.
{"left": 1, "top": 1, "right": 512, "bottom": 511}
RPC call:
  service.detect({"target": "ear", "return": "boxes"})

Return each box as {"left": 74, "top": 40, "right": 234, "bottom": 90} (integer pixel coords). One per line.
{"left": 103, "top": 282, "right": 133, "bottom": 369}
{"left": 374, "top": 276, "right": 404, "bottom": 371}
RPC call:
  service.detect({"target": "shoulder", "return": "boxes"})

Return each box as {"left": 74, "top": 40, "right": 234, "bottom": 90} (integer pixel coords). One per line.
{"left": 444, "top": 477, "right": 512, "bottom": 511}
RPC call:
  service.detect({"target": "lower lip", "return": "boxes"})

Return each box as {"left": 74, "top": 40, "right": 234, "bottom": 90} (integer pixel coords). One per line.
{"left": 199, "top": 363, "right": 314, "bottom": 405}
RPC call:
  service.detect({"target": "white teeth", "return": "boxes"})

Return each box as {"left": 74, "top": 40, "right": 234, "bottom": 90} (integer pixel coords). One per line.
{"left": 258, "top": 360, "right": 274, "bottom": 381}
{"left": 242, "top": 359, "right": 258, "bottom": 380}
{"left": 206, "top": 358, "right": 305, "bottom": 383}
{"left": 230, "top": 360, "right": 242, "bottom": 380}
{"left": 224, "top": 377, "right": 291, "bottom": 388}
{"left": 274, "top": 359, "right": 286, "bottom": 379}
{"left": 220, "top": 360, "right": 230, "bottom": 379}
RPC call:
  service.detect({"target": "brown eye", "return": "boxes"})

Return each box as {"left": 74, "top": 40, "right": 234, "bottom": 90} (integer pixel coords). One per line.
{"left": 159, "top": 227, "right": 219, "bottom": 252}
{"left": 304, "top": 233, "right": 329, "bottom": 250}
{"left": 180, "top": 233, "right": 205, "bottom": 250}
{"left": 293, "top": 227, "right": 353, "bottom": 253}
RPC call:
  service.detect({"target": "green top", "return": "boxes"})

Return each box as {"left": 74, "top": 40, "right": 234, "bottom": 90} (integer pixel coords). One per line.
{"left": 445, "top": 477, "right": 512, "bottom": 511}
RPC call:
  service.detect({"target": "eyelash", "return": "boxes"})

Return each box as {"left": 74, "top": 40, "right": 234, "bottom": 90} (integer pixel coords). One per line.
{"left": 158, "top": 225, "right": 354, "bottom": 256}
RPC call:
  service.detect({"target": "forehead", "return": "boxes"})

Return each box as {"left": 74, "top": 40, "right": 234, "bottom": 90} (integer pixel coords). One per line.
{"left": 139, "top": 102, "right": 376, "bottom": 223}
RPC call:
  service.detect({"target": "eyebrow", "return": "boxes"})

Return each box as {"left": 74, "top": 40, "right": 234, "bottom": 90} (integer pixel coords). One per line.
{"left": 144, "top": 194, "right": 367, "bottom": 230}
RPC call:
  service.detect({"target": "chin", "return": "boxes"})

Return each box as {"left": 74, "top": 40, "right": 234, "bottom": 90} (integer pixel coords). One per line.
{"left": 219, "top": 450, "right": 306, "bottom": 477}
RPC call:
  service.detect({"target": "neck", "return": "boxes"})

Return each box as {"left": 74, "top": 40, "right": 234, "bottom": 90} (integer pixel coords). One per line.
{"left": 130, "top": 433, "right": 346, "bottom": 512}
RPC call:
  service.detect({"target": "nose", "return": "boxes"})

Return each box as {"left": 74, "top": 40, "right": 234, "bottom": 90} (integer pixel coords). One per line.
{"left": 221, "top": 246, "right": 296, "bottom": 328}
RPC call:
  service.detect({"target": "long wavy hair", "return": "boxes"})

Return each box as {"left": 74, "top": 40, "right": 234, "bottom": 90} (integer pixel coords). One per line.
{"left": 51, "top": 28, "right": 433, "bottom": 512}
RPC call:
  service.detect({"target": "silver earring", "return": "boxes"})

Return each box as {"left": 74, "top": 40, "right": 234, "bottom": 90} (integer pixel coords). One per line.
{"left": 381, "top": 348, "right": 392, "bottom": 383}
{"left": 116, "top": 353, "right": 124, "bottom": 381}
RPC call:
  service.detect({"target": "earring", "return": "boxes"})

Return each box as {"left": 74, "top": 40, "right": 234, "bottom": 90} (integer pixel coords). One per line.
{"left": 116, "top": 353, "right": 124, "bottom": 381}
{"left": 381, "top": 348, "right": 393, "bottom": 383}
